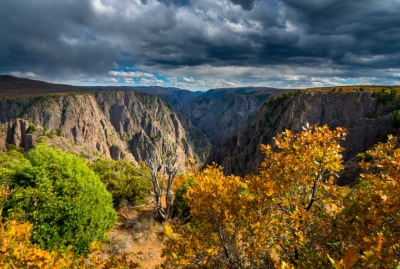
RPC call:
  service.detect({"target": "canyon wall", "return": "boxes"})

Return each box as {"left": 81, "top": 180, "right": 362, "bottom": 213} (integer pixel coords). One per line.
{"left": 0, "top": 91, "right": 210, "bottom": 164}
{"left": 211, "top": 90, "right": 398, "bottom": 185}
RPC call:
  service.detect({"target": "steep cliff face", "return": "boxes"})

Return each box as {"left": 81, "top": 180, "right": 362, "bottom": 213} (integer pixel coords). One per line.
{"left": 0, "top": 91, "right": 210, "bottom": 164}
{"left": 180, "top": 87, "right": 286, "bottom": 147}
{"left": 212, "top": 90, "right": 398, "bottom": 184}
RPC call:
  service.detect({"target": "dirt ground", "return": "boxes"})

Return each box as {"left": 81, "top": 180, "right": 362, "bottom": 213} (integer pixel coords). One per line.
{"left": 102, "top": 208, "right": 165, "bottom": 269}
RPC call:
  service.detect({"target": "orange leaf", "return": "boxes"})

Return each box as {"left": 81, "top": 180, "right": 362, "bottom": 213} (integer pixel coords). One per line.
{"left": 343, "top": 246, "right": 358, "bottom": 269}
{"left": 375, "top": 234, "right": 383, "bottom": 253}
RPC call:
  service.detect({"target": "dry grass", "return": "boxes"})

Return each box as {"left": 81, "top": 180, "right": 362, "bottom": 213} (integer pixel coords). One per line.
{"left": 100, "top": 207, "right": 166, "bottom": 269}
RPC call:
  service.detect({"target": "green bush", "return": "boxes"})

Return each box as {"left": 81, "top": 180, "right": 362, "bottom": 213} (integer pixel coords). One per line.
{"left": 6, "top": 144, "right": 25, "bottom": 154}
{"left": 0, "top": 149, "right": 26, "bottom": 168}
{"left": 55, "top": 128, "right": 62, "bottom": 136}
{"left": 1, "top": 143, "right": 116, "bottom": 255}
{"left": 374, "top": 88, "right": 396, "bottom": 105}
{"left": 91, "top": 159, "right": 152, "bottom": 209}
{"left": 172, "top": 176, "right": 196, "bottom": 220}
{"left": 27, "top": 122, "right": 38, "bottom": 134}
{"left": 48, "top": 130, "right": 55, "bottom": 139}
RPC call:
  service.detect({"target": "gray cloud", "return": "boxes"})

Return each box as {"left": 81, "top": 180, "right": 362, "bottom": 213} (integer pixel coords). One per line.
{"left": 157, "top": 0, "right": 191, "bottom": 6}
{"left": 0, "top": 0, "right": 399, "bottom": 88}
{"left": 0, "top": 0, "right": 120, "bottom": 78}
{"left": 229, "top": 0, "right": 257, "bottom": 10}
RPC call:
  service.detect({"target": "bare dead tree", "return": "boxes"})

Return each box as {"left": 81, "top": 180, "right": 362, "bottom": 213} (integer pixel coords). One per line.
{"left": 133, "top": 152, "right": 180, "bottom": 222}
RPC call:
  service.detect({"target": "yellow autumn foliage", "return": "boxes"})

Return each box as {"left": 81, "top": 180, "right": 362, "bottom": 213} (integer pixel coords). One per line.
{"left": 163, "top": 124, "right": 400, "bottom": 268}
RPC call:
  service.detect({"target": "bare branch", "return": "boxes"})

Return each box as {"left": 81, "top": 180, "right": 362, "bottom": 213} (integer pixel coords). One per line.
{"left": 129, "top": 200, "right": 153, "bottom": 209}
{"left": 306, "top": 180, "right": 318, "bottom": 211}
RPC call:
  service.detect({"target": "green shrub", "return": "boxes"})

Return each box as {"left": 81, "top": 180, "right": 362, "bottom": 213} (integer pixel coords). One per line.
{"left": 2, "top": 143, "right": 116, "bottom": 255}
{"left": 27, "top": 121, "right": 38, "bottom": 134}
{"left": 55, "top": 128, "right": 62, "bottom": 136}
{"left": 48, "top": 130, "right": 55, "bottom": 139}
{"left": 266, "top": 91, "right": 294, "bottom": 110}
{"left": 6, "top": 144, "right": 25, "bottom": 154}
{"left": 0, "top": 150, "right": 27, "bottom": 169}
{"left": 91, "top": 159, "right": 152, "bottom": 209}
{"left": 150, "top": 134, "right": 162, "bottom": 143}
{"left": 172, "top": 176, "right": 196, "bottom": 220}
{"left": 375, "top": 88, "right": 396, "bottom": 105}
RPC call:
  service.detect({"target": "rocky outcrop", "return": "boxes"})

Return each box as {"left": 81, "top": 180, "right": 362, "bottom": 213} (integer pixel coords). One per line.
{"left": 0, "top": 91, "right": 210, "bottom": 164}
{"left": 212, "top": 90, "right": 398, "bottom": 185}
{"left": 0, "top": 119, "right": 31, "bottom": 151}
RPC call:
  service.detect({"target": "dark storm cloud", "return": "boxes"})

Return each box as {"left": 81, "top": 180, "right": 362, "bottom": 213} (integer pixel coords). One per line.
{"left": 156, "top": 0, "right": 191, "bottom": 7}
{"left": 281, "top": 0, "right": 400, "bottom": 56}
{"left": 229, "top": 0, "right": 257, "bottom": 10}
{"left": 0, "top": 0, "right": 121, "bottom": 78}
{"left": 0, "top": 0, "right": 399, "bottom": 86}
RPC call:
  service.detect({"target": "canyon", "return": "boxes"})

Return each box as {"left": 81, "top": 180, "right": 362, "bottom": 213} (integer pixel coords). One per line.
{"left": 1, "top": 76, "right": 400, "bottom": 185}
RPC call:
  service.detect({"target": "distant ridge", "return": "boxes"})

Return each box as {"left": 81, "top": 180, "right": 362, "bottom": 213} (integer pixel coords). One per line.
{"left": 91, "top": 85, "right": 204, "bottom": 108}
{"left": 90, "top": 85, "right": 203, "bottom": 97}
{"left": 0, "top": 76, "right": 203, "bottom": 103}
{"left": 0, "top": 75, "right": 95, "bottom": 97}
{"left": 179, "top": 86, "right": 289, "bottom": 146}
{"left": 0, "top": 75, "right": 22, "bottom": 82}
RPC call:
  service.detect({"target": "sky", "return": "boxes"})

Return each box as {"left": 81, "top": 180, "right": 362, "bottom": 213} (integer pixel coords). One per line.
{"left": 1, "top": 0, "right": 399, "bottom": 91}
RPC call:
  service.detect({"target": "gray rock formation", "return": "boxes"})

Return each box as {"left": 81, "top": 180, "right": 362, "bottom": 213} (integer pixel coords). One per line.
{"left": 0, "top": 91, "right": 210, "bottom": 164}
{"left": 212, "top": 90, "right": 398, "bottom": 185}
